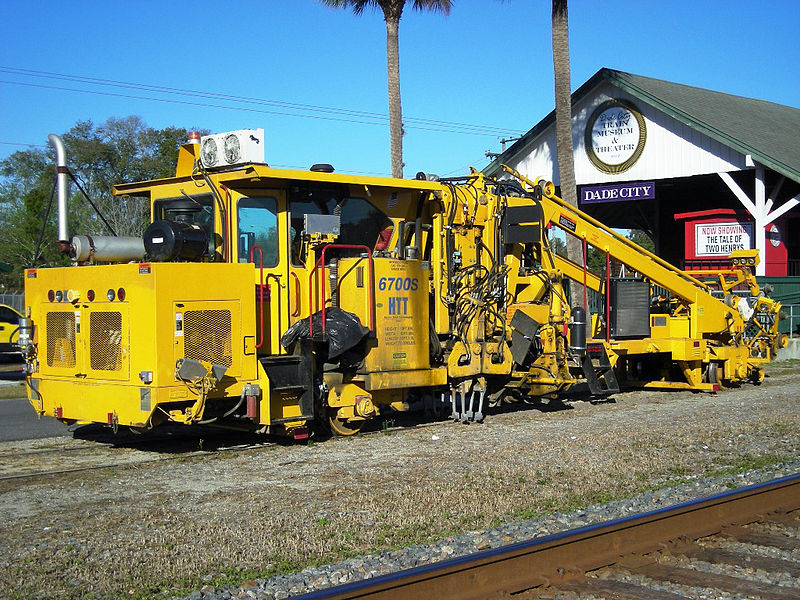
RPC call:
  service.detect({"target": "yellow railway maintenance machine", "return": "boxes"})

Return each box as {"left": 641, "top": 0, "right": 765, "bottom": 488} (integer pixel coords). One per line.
{"left": 19, "top": 130, "right": 785, "bottom": 438}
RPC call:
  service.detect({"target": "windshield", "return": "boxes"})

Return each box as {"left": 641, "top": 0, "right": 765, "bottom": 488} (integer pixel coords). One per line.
{"left": 237, "top": 196, "right": 278, "bottom": 266}
{"left": 289, "top": 193, "right": 392, "bottom": 264}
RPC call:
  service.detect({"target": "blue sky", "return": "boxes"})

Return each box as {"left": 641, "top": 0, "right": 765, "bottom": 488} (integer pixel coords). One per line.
{"left": 0, "top": 0, "right": 798, "bottom": 179}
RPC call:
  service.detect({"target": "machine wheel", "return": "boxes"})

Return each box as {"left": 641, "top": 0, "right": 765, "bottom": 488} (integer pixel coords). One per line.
{"left": 327, "top": 409, "right": 364, "bottom": 436}
{"left": 704, "top": 361, "right": 719, "bottom": 385}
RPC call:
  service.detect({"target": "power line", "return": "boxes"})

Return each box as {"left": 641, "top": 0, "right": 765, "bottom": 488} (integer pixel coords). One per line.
{"left": 0, "top": 66, "right": 524, "bottom": 137}
{"left": 0, "top": 141, "right": 393, "bottom": 177}
{"left": 0, "top": 141, "right": 47, "bottom": 148}
{"left": 0, "top": 78, "right": 508, "bottom": 137}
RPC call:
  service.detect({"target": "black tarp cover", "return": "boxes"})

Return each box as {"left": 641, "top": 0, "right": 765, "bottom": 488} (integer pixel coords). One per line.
{"left": 280, "top": 307, "right": 370, "bottom": 359}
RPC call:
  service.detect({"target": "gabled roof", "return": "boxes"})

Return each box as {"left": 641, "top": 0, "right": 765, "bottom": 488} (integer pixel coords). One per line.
{"left": 485, "top": 68, "right": 800, "bottom": 184}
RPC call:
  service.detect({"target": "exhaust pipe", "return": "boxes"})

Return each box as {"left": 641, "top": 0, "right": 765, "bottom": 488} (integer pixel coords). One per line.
{"left": 48, "top": 134, "right": 70, "bottom": 253}
{"left": 46, "top": 133, "right": 146, "bottom": 263}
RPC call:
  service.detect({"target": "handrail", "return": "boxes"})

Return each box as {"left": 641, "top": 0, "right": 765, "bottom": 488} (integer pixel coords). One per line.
{"left": 308, "top": 244, "right": 375, "bottom": 337}
{"left": 249, "top": 245, "right": 265, "bottom": 349}
{"left": 290, "top": 271, "right": 301, "bottom": 317}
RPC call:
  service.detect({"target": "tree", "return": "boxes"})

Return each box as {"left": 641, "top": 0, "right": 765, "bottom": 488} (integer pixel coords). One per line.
{"left": 551, "top": 0, "right": 582, "bottom": 306}
{"left": 627, "top": 228, "right": 655, "bottom": 253}
{"left": 0, "top": 117, "right": 199, "bottom": 288}
{"left": 320, "top": 0, "right": 452, "bottom": 178}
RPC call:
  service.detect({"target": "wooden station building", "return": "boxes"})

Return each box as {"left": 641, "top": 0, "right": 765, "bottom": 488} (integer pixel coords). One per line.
{"left": 484, "top": 68, "right": 800, "bottom": 279}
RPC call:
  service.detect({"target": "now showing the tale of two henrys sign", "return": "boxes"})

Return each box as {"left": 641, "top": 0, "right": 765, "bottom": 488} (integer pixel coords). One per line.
{"left": 695, "top": 222, "right": 753, "bottom": 256}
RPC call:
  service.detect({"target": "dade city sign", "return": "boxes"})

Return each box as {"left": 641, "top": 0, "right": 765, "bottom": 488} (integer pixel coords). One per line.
{"left": 581, "top": 181, "right": 655, "bottom": 204}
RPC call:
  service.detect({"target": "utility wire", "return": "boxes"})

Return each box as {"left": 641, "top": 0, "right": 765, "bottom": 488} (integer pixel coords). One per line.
{"left": 0, "top": 79, "right": 506, "bottom": 137}
{"left": 0, "top": 66, "right": 523, "bottom": 137}
{"left": 0, "top": 143, "right": 394, "bottom": 177}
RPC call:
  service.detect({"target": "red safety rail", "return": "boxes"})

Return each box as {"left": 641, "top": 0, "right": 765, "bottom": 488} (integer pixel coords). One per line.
{"left": 308, "top": 244, "right": 375, "bottom": 337}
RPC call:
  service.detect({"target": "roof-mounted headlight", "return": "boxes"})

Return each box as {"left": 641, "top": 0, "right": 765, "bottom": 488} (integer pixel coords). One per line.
{"left": 199, "top": 129, "right": 264, "bottom": 168}
{"left": 224, "top": 133, "right": 241, "bottom": 164}
{"left": 200, "top": 137, "right": 219, "bottom": 167}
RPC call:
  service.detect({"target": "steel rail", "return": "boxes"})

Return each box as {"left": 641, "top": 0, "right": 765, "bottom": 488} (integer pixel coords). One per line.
{"left": 296, "top": 473, "right": 800, "bottom": 600}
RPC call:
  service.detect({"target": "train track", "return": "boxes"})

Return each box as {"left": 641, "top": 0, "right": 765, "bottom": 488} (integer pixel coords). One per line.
{"left": 296, "top": 474, "right": 800, "bottom": 600}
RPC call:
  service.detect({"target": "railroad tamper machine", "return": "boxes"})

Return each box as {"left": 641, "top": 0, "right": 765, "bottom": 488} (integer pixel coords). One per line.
{"left": 19, "top": 130, "right": 784, "bottom": 437}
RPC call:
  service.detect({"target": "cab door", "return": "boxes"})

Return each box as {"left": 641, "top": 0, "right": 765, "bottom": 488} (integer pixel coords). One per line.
{"left": 235, "top": 192, "right": 290, "bottom": 355}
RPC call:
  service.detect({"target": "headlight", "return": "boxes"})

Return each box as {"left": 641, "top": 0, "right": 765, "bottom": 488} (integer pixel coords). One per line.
{"left": 224, "top": 133, "right": 241, "bottom": 164}
{"left": 107, "top": 289, "right": 116, "bottom": 301}
{"left": 201, "top": 137, "right": 218, "bottom": 167}
{"left": 54, "top": 290, "right": 63, "bottom": 302}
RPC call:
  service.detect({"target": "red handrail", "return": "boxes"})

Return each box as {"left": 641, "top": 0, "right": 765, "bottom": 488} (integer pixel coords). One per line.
{"left": 308, "top": 244, "right": 375, "bottom": 337}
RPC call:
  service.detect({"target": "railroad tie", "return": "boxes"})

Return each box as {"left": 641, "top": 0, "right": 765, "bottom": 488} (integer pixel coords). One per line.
{"left": 632, "top": 562, "right": 799, "bottom": 600}
{"left": 721, "top": 525, "right": 800, "bottom": 552}
{"left": 675, "top": 542, "right": 800, "bottom": 578}
{"left": 547, "top": 577, "right": 688, "bottom": 600}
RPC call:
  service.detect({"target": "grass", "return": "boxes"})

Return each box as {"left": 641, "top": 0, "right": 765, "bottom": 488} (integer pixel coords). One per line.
{"left": 0, "top": 382, "right": 25, "bottom": 400}
{"left": 2, "top": 382, "right": 798, "bottom": 600}
{"left": 765, "top": 358, "right": 800, "bottom": 372}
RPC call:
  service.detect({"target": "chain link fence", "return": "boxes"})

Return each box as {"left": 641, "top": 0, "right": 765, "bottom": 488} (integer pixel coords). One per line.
{"left": 0, "top": 291, "right": 24, "bottom": 313}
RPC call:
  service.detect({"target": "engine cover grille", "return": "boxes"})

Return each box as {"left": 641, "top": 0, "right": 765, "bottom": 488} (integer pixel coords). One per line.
{"left": 184, "top": 309, "right": 233, "bottom": 367}
{"left": 89, "top": 311, "right": 123, "bottom": 371}
{"left": 46, "top": 311, "right": 76, "bottom": 368}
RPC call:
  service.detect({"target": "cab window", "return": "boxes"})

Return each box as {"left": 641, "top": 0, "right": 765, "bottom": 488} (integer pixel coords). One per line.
{"left": 289, "top": 195, "right": 391, "bottom": 265}
{"left": 154, "top": 194, "right": 216, "bottom": 260}
{"left": 238, "top": 197, "right": 278, "bottom": 266}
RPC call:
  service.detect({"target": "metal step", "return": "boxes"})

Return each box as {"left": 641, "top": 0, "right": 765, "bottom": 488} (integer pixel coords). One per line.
{"left": 582, "top": 343, "right": 620, "bottom": 395}
{"left": 259, "top": 345, "right": 314, "bottom": 418}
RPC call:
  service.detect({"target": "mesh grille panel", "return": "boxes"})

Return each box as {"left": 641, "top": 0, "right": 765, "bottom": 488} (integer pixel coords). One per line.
{"left": 90, "top": 312, "right": 123, "bottom": 371}
{"left": 46, "top": 311, "right": 76, "bottom": 368}
{"left": 184, "top": 310, "right": 232, "bottom": 367}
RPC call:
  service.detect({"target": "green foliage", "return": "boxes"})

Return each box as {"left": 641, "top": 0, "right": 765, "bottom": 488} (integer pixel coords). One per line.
{"left": 0, "top": 117, "right": 204, "bottom": 288}
{"left": 319, "top": 0, "right": 452, "bottom": 19}
{"left": 627, "top": 228, "right": 655, "bottom": 253}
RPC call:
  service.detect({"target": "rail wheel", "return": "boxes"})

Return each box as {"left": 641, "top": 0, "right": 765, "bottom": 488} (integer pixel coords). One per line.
{"left": 327, "top": 409, "right": 364, "bottom": 436}
{"left": 704, "top": 361, "right": 719, "bottom": 385}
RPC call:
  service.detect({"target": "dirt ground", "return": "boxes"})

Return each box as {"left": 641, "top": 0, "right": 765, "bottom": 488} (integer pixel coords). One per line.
{"left": 0, "top": 364, "right": 798, "bottom": 599}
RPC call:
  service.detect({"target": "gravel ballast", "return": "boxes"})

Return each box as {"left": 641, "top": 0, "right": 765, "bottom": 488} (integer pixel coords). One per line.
{"left": 174, "top": 461, "right": 800, "bottom": 600}
{"left": 0, "top": 366, "right": 798, "bottom": 599}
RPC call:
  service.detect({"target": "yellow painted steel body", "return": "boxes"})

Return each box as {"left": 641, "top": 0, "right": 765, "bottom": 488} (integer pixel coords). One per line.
{"left": 24, "top": 262, "right": 275, "bottom": 427}
{"left": 20, "top": 139, "right": 783, "bottom": 435}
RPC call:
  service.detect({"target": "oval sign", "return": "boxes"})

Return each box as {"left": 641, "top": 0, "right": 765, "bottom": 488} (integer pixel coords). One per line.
{"left": 585, "top": 99, "right": 647, "bottom": 174}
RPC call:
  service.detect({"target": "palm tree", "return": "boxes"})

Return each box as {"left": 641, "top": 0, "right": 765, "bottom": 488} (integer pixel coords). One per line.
{"left": 320, "top": 0, "right": 452, "bottom": 179}
{"left": 552, "top": 0, "right": 582, "bottom": 307}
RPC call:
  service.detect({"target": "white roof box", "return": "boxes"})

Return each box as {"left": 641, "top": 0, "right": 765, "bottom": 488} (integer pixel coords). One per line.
{"left": 199, "top": 128, "right": 265, "bottom": 168}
